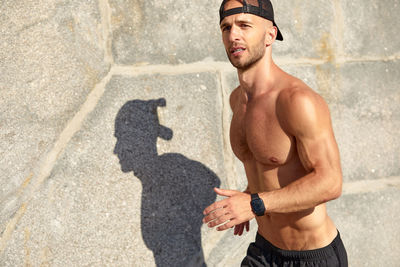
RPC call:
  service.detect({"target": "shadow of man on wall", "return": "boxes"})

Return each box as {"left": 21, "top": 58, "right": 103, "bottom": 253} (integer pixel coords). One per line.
{"left": 113, "top": 98, "right": 220, "bottom": 267}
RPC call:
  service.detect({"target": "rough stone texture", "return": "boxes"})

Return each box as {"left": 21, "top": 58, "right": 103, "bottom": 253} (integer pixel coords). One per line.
{"left": 109, "top": 0, "right": 226, "bottom": 64}
{"left": 206, "top": 220, "right": 258, "bottom": 267}
{"left": 1, "top": 0, "right": 400, "bottom": 266}
{"left": 331, "top": 60, "right": 400, "bottom": 181}
{"left": 272, "top": 0, "right": 337, "bottom": 60}
{"left": 0, "top": 0, "right": 109, "bottom": 235}
{"left": 328, "top": 187, "right": 400, "bottom": 267}
{"left": 342, "top": 0, "right": 400, "bottom": 58}
{"left": 281, "top": 61, "right": 400, "bottom": 182}
{"left": 221, "top": 70, "right": 248, "bottom": 191}
{"left": 1, "top": 73, "right": 223, "bottom": 266}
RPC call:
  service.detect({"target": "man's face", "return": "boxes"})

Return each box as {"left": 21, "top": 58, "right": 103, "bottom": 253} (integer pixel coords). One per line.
{"left": 220, "top": 1, "right": 272, "bottom": 70}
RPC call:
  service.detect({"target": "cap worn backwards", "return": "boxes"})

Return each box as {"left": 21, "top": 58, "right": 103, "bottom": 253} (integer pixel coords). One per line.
{"left": 219, "top": 0, "right": 283, "bottom": 41}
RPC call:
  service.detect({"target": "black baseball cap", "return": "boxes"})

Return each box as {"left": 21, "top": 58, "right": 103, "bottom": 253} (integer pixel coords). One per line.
{"left": 219, "top": 0, "right": 283, "bottom": 41}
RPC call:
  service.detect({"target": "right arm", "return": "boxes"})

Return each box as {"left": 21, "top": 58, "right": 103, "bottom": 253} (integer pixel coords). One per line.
{"left": 230, "top": 86, "right": 250, "bottom": 236}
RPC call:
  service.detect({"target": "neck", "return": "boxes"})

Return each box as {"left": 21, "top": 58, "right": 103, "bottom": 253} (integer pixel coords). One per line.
{"left": 237, "top": 52, "right": 276, "bottom": 98}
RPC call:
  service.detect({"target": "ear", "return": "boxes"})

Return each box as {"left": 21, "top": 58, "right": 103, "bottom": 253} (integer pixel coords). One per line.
{"left": 265, "top": 26, "right": 277, "bottom": 46}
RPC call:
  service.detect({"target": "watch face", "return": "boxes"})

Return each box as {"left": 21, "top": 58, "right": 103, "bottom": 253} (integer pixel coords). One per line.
{"left": 251, "top": 199, "right": 263, "bottom": 211}
{"left": 251, "top": 194, "right": 265, "bottom": 216}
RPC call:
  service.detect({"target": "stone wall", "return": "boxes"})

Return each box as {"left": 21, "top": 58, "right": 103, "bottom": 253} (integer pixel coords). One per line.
{"left": 1, "top": 0, "right": 399, "bottom": 266}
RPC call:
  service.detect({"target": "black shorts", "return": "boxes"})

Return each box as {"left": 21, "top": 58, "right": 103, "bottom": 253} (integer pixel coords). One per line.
{"left": 241, "top": 231, "right": 348, "bottom": 267}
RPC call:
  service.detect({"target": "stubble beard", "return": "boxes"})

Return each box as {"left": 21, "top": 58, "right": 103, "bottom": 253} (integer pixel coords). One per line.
{"left": 227, "top": 41, "right": 266, "bottom": 71}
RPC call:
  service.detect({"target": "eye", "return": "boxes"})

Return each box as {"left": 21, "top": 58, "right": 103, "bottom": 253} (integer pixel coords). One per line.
{"left": 222, "top": 26, "right": 231, "bottom": 32}
{"left": 240, "top": 23, "right": 250, "bottom": 28}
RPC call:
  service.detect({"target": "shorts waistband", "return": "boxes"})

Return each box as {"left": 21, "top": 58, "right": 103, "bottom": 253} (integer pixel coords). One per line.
{"left": 255, "top": 231, "right": 342, "bottom": 260}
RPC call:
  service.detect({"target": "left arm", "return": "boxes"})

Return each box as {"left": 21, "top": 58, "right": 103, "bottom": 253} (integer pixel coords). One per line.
{"left": 260, "top": 88, "right": 342, "bottom": 213}
{"left": 203, "top": 88, "right": 342, "bottom": 230}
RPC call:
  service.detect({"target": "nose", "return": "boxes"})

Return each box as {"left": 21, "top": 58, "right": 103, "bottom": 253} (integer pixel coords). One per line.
{"left": 229, "top": 25, "right": 241, "bottom": 42}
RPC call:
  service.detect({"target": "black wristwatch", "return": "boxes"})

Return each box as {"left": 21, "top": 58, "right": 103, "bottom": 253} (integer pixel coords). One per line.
{"left": 250, "top": 193, "right": 266, "bottom": 216}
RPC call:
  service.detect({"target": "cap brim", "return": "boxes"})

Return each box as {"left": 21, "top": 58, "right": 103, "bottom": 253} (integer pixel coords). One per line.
{"left": 273, "top": 22, "right": 283, "bottom": 41}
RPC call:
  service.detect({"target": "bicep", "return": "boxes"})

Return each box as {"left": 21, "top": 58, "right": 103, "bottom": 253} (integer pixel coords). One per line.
{"left": 296, "top": 130, "right": 341, "bottom": 175}
{"left": 283, "top": 91, "right": 341, "bottom": 174}
{"left": 295, "top": 122, "right": 343, "bottom": 200}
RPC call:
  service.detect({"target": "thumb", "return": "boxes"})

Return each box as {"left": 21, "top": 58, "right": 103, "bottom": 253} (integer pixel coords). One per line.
{"left": 214, "top": 187, "right": 238, "bottom": 197}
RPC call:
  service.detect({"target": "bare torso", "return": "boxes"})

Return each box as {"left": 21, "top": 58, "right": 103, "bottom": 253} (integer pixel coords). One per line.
{"left": 230, "top": 76, "right": 337, "bottom": 250}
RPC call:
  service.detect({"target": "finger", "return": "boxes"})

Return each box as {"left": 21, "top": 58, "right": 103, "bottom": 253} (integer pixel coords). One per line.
{"left": 203, "top": 208, "right": 227, "bottom": 224}
{"left": 203, "top": 199, "right": 226, "bottom": 215}
{"left": 237, "top": 223, "right": 244, "bottom": 236}
{"left": 214, "top": 187, "right": 238, "bottom": 197}
{"left": 217, "top": 220, "right": 236, "bottom": 231}
{"left": 234, "top": 224, "right": 243, "bottom": 235}
{"left": 234, "top": 225, "right": 239, "bottom": 235}
{"left": 245, "top": 221, "right": 250, "bottom": 232}
{"left": 207, "top": 214, "right": 231, "bottom": 228}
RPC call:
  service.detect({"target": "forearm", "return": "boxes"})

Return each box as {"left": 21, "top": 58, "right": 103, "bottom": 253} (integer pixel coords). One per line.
{"left": 259, "top": 169, "right": 342, "bottom": 214}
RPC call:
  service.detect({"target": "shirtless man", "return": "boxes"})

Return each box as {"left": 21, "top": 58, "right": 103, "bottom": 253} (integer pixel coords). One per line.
{"left": 203, "top": 0, "right": 348, "bottom": 266}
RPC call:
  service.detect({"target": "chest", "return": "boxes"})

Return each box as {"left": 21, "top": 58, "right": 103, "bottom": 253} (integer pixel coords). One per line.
{"left": 230, "top": 97, "right": 294, "bottom": 165}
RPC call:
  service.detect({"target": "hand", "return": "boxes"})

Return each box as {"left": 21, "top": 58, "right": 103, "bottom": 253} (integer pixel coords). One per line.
{"left": 234, "top": 221, "right": 250, "bottom": 236}
{"left": 203, "top": 188, "right": 254, "bottom": 231}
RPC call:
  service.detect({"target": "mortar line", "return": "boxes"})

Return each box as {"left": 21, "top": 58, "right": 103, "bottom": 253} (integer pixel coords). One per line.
{"left": 111, "top": 54, "right": 399, "bottom": 77}
{"left": 0, "top": 0, "right": 116, "bottom": 253}
{"left": 0, "top": 68, "right": 115, "bottom": 255}
{"left": 0, "top": 204, "right": 26, "bottom": 253}
{"left": 218, "top": 70, "right": 237, "bottom": 190}
{"left": 202, "top": 70, "right": 225, "bottom": 261}
{"left": 203, "top": 70, "right": 242, "bottom": 262}
{"left": 336, "top": 54, "right": 400, "bottom": 64}
{"left": 98, "top": 0, "right": 114, "bottom": 64}
{"left": 342, "top": 176, "right": 400, "bottom": 195}
{"left": 112, "top": 62, "right": 233, "bottom": 76}
{"left": 332, "top": 0, "right": 345, "bottom": 59}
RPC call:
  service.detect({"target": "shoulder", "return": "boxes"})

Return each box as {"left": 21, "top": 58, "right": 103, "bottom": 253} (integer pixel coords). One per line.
{"left": 276, "top": 80, "right": 331, "bottom": 136}
{"left": 277, "top": 81, "right": 328, "bottom": 113}
{"left": 229, "top": 86, "right": 241, "bottom": 110}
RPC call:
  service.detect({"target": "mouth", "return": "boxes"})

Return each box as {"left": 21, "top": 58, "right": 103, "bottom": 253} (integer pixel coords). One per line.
{"left": 230, "top": 46, "right": 246, "bottom": 56}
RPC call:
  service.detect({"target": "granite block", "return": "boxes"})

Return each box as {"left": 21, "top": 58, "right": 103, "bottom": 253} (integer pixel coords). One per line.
{"left": 331, "top": 60, "right": 400, "bottom": 181}
{"left": 328, "top": 187, "right": 400, "bottom": 267}
{"left": 272, "top": 0, "right": 337, "bottom": 60}
{"left": 1, "top": 72, "right": 224, "bottom": 266}
{"left": 109, "top": 0, "right": 226, "bottom": 64}
{"left": 342, "top": 0, "right": 400, "bottom": 57}
{"left": 0, "top": 0, "right": 109, "bottom": 235}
